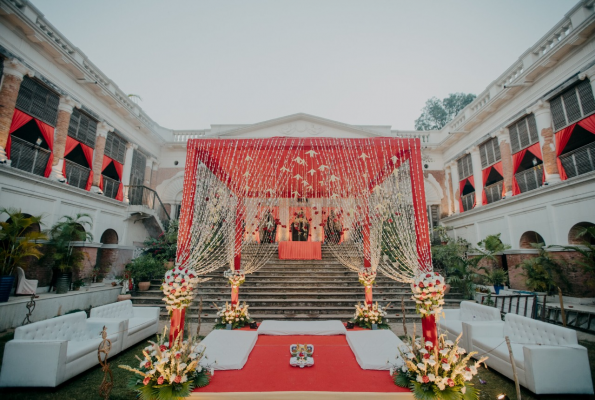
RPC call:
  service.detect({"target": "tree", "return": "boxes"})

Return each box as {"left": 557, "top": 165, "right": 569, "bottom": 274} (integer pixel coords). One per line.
{"left": 46, "top": 213, "right": 93, "bottom": 272}
{"left": 414, "top": 93, "right": 476, "bottom": 130}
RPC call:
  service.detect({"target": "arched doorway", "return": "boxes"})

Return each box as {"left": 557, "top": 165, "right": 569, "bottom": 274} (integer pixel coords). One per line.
{"left": 96, "top": 229, "right": 119, "bottom": 280}
{"left": 568, "top": 222, "right": 595, "bottom": 245}
{"left": 519, "top": 231, "right": 545, "bottom": 249}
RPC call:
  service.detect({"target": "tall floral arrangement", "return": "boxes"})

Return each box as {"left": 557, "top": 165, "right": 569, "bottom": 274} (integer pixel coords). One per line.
{"left": 411, "top": 272, "right": 446, "bottom": 319}
{"left": 119, "top": 328, "right": 213, "bottom": 400}
{"left": 390, "top": 332, "right": 487, "bottom": 400}
{"left": 162, "top": 266, "right": 200, "bottom": 312}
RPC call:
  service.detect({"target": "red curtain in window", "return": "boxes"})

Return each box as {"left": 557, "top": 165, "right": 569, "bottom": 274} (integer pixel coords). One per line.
{"left": 578, "top": 114, "right": 595, "bottom": 133}
{"left": 458, "top": 176, "right": 475, "bottom": 211}
{"left": 555, "top": 115, "right": 595, "bottom": 180}
{"left": 6, "top": 109, "right": 33, "bottom": 159}
{"left": 34, "top": 120, "right": 54, "bottom": 178}
{"left": 62, "top": 136, "right": 94, "bottom": 191}
{"left": 99, "top": 155, "right": 124, "bottom": 201}
{"left": 512, "top": 142, "right": 542, "bottom": 195}
{"left": 481, "top": 161, "right": 504, "bottom": 205}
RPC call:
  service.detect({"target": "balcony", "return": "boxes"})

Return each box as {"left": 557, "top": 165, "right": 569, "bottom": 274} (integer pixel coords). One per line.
{"left": 515, "top": 165, "right": 544, "bottom": 193}
{"left": 461, "top": 192, "right": 475, "bottom": 212}
{"left": 9, "top": 136, "right": 50, "bottom": 177}
{"left": 559, "top": 141, "right": 595, "bottom": 179}
{"left": 102, "top": 175, "right": 120, "bottom": 200}
{"left": 64, "top": 160, "right": 90, "bottom": 190}
{"left": 484, "top": 181, "right": 503, "bottom": 204}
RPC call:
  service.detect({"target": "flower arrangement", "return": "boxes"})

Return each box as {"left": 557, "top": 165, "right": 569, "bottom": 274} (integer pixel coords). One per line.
{"left": 214, "top": 301, "right": 253, "bottom": 329}
{"left": 411, "top": 272, "right": 446, "bottom": 320}
{"left": 119, "top": 328, "right": 214, "bottom": 400}
{"left": 389, "top": 332, "right": 487, "bottom": 400}
{"left": 358, "top": 268, "right": 377, "bottom": 287}
{"left": 223, "top": 269, "right": 245, "bottom": 288}
{"left": 351, "top": 301, "right": 389, "bottom": 329}
{"left": 162, "top": 266, "right": 200, "bottom": 313}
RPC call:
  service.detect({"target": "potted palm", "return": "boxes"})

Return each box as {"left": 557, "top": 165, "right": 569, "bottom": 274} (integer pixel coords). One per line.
{"left": 0, "top": 208, "right": 46, "bottom": 302}
{"left": 45, "top": 214, "right": 93, "bottom": 294}
{"left": 482, "top": 268, "right": 508, "bottom": 295}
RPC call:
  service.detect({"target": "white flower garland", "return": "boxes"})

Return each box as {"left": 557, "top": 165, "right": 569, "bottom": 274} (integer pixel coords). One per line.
{"left": 411, "top": 272, "right": 446, "bottom": 319}
{"left": 162, "top": 267, "right": 200, "bottom": 312}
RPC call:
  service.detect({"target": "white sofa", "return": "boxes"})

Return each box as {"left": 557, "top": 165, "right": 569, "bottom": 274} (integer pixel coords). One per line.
{"left": 439, "top": 301, "right": 502, "bottom": 351}
{"left": 90, "top": 300, "right": 159, "bottom": 350}
{"left": 466, "top": 313, "right": 594, "bottom": 395}
{"left": 0, "top": 311, "right": 124, "bottom": 387}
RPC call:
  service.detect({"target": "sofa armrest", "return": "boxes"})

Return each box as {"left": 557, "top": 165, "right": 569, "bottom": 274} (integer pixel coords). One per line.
{"left": 133, "top": 306, "right": 160, "bottom": 320}
{"left": 523, "top": 344, "right": 594, "bottom": 394}
{"left": 0, "top": 340, "right": 67, "bottom": 387}
{"left": 442, "top": 309, "right": 460, "bottom": 320}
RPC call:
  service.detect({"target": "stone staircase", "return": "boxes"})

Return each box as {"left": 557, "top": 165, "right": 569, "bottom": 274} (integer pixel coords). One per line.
{"left": 130, "top": 246, "right": 464, "bottom": 322}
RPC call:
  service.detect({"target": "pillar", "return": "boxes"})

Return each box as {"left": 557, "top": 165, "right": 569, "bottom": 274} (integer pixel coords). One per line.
{"left": 50, "top": 96, "right": 79, "bottom": 182}
{"left": 444, "top": 164, "right": 454, "bottom": 215}
{"left": 0, "top": 59, "right": 33, "bottom": 164}
{"left": 448, "top": 161, "right": 460, "bottom": 213}
{"left": 496, "top": 128, "right": 514, "bottom": 198}
{"left": 470, "top": 146, "right": 483, "bottom": 208}
{"left": 91, "top": 122, "right": 112, "bottom": 194}
{"left": 121, "top": 142, "right": 137, "bottom": 203}
{"left": 528, "top": 100, "right": 560, "bottom": 183}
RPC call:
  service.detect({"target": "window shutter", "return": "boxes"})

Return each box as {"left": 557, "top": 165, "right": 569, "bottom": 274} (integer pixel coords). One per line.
{"left": 527, "top": 114, "right": 539, "bottom": 144}
{"left": 578, "top": 80, "right": 595, "bottom": 116}
{"left": 509, "top": 124, "right": 520, "bottom": 153}
{"left": 15, "top": 77, "right": 59, "bottom": 126}
{"left": 105, "top": 131, "right": 127, "bottom": 164}
{"left": 67, "top": 108, "right": 97, "bottom": 148}
{"left": 563, "top": 88, "right": 582, "bottom": 124}
{"left": 550, "top": 81, "right": 595, "bottom": 131}
{"left": 508, "top": 115, "right": 539, "bottom": 154}
{"left": 550, "top": 96, "right": 567, "bottom": 131}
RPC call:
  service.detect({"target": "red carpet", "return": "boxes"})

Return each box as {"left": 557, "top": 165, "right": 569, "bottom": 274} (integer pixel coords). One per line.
{"left": 194, "top": 334, "right": 410, "bottom": 393}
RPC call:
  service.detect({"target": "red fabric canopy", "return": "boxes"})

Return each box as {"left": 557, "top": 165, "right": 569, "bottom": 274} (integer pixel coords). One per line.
{"left": 481, "top": 161, "right": 504, "bottom": 205}
{"left": 99, "top": 155, "right": 124, "bottom": 201}
{"left": 7, "top": 109, "right": 54, "bottom": 177}
{"left": 458, "top": 176, "right": 475, "bottom": 211}
{"left": 62, "top": 136, "right": 94, "bottom": 191}
{"left": 556, "top": 114, "right": 595, "bottom": 180}
{"left": 512, "top": 142, "right": 542, "bottom": 195}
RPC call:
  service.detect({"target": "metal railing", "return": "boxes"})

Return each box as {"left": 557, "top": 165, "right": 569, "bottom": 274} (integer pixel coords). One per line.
{"left": 461, "top": 192, "right": 475, "bottom": 212}
{"left": 102, "top": 175, "right": 120, "bottom": 200}
{"left": 480, "top": 293, "right": 539, "bottom": 319}
{"left": 65, "top": 160, "right": 90, "bottom": 190}
{"left": 484, "top": 181, "right": 503, "bottom": 204}
{"left": 9, "top": 136, "right": 51, "bottom": 177}
{"left": 559, "top": 141, "right": 595, "bottom": 179}
{"left": 514, "top": 165, "right": 544, "bottom": 193}
{"left": 125, "top": 185, "right": 171, "bottom": 228}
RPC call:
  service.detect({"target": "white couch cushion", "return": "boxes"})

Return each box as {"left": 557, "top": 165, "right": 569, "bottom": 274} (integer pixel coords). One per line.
{"left": 91, "top": 300, "right": 134, "bottom": 319}
{"left": 504, "top": 314, "right": 578, "bottom": 346}
{"left": 128, "top": 317, "right": 156, "bottom": 335}
{"left": 14, "top": 312, "right": 88, "bottom": 341}
{"left": 66, "top": 338, "right": 103, "bottom": 363}
{"left": 460, "top": 301, "right": 501, "bottom": 322}
{"left": 473, "top": 337, "right": 524, "bottom": 370}
{"left": 439, "top": 319, "right": 463, "bottom": 336}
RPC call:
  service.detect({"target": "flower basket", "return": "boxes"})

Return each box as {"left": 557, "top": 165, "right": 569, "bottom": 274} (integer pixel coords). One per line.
{"left": 350, "top": 301, "right": 389, "bottom": 329}
{"left": 214, "top": 302, "right": 253, "bottom": 330}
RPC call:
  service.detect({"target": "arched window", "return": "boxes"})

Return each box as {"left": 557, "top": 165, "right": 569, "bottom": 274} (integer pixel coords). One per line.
{"left": 568, "top": 222, "right": 595, "bottom": 245}
{"left": 100, "top": 229, "right": 118, "bottom": 245}
{"left": 519, "top": 231, "right": 545, "bottom": 249}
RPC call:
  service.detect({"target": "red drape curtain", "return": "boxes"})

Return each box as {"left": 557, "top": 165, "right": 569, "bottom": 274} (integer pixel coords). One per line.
{"left": 7, "top": 110, "right": 54, "bottom": 177}
{"left": 578, "top": 114, "right": 595, "bottom": 133}
{"left": 6, "top": 110, "right": 33, "bottom": 159}
{"left": 458, "top": 176, "right": 475, "bottom": 210}
{"left": 555, "top": 115, "right": 595, "bottom": 180}
{"left": 512, "top": 142, "right": 542, "bottom": 195}
{"left": 99, "top": 155, "right": 124, "bottom": 201}
{"left": 481, "top": 161, "right": 504, "bottom": 205}
{"left": 62, "top": 136, "right": 94, "bottom": 191}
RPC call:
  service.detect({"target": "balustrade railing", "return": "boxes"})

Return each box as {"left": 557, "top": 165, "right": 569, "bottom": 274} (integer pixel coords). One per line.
{"left": 102, "top": 175, "right": 120, "bottom": 200}
{"left": 64, "top": 160, "right": 90, "bottom": 190}
{"left": 484, "top": 181, "right": 503, "bottom": 204}
{"left": 461, "top": 192, "right": 475, "bottom": 212}
{"left": 125, "top": 185, "right": 171, "bottom": 228}
{"left": 515, "top": 165, "right": 544, "bottom": 193}
{"left": 480, "top": 293, "right": 539, "bottom": 319}
{"left": 9, "top": 136, "right": 51, "bottom": 177}
{"left": 559, "top": 141, "right": 595, "bottom": 179}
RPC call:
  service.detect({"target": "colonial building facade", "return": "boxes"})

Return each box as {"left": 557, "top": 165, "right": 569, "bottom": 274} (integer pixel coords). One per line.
{"left": 1, "top": 0, "right": 594, "bottom": 293}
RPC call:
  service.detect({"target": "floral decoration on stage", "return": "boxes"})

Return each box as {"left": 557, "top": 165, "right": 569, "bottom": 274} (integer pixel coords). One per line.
{"left": 214, "top": 301, "right": 253, "bottom": 330}
{"left": 119, "top": 327, "right": 214, "bottom": 400}
{"left": 351, "top": 301, "right": 389, "bottom": 329}
{"left": 411, "top": 272, "right": 446, "bottom": 319}
{"left": 358, "top": 268, "right": 377, "bottom": 286}
{"left": 162, "top": 266, "right": 199, "bottom": 313}
{"left": 389, "top": 332, "right": 487, "bottom": 400}
{"left": 224, "top": 269, "right": 245, "bottom": 287}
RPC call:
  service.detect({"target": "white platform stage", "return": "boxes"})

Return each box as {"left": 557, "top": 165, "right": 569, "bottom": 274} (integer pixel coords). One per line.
{"left": 346, "top": 330, "right": 407, "bottom": 370}
{"left": 257, "top": 320, "right": 347, "bottom": 335}
{"left": 199, "top": 330, "right": 258, "bottom": 370}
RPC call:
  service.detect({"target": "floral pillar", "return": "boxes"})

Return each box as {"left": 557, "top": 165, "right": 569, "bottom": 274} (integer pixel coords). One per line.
{"left": 225, "top": 269, "right": 245, "bottom": 306}
{"left": 362, "top": 208, "right": 372, "bottom": 305}
{"left": 232, "top": 205, "right": 243, "bottom": 304}
{"left": 412, "top": 272, "right": 445, "bottom": 350}
{"left": 163, "top": 267, "right": 198, "bottom": 347}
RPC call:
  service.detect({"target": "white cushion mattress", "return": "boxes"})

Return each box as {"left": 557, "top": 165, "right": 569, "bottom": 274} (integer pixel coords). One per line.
{"left": 198, "top": 330, "right": 258, "bottom": 370}
{"left": 257, "top": 320, "right": 346, "bottom": 335}
{"left": 346, "top": 330, "right": 407, "bottom": 370}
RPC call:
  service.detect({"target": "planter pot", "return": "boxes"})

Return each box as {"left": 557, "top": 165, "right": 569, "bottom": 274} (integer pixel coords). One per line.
{"left": 138, "top": 281, "right": 151, "bottom": 291}
{"left": 444, "top": 284, "right": 451, "bottom": 295}
{"left": 0, "top": 275, "right": 16, "bottom": 303}
{"left": 73, "top": 286, "right": 81, "bottom": 291}
{"left": 55, "top": 272, "right": 72, "bottom": 294}
{"left": 494, "top": 285, "right": 504, "bottom": 295}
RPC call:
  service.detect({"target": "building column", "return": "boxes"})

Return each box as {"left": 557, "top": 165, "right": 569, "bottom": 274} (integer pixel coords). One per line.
{"left": 121, "top": 142, "right": 137, "bottom": 203}
{"left": 0, "top": 59, "right": 33, "bottom": 164}
{"left": 144, "top": 157, "right": 154, "bottom": 187}
{"left": 579, "top": 65, "right": 595, "bottom": 96}
{"left": 448, "top": 161, "right": 460, "bottom": 213}
{"left": 444, "top": 164, "right": 454, "bottom": 216}
{"left": 528, "top": 100, "right": 560, "bottom": 183}
{"left": 470, "top": 146, "right": 483, "bottom": 208}
{"left": 91, "top": 122, "right": 112, "bottom": 194}
{"left": 50, "top": 96, "right": 79, "bottom": 182}
{"left": 496, "top": 128, "right": 514, "bottom": 198}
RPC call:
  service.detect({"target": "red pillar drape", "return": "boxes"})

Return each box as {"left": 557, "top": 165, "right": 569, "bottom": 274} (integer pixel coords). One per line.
{"left": 6, "top": 110, "right": 33, "bottom": 159}
{"left": 408, "top": 140, "right": 432, "bottom": 272}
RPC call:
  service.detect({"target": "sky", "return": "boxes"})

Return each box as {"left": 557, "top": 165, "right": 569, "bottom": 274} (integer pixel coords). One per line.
{"left": 30, "top": 0, "right": 578, "bottom": 131}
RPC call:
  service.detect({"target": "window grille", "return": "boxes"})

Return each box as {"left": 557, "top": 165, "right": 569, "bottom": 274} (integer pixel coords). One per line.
{"left": 484, "top": 181, "right": 503, "bottom": 204}
{"left": 102, "top": 175, "right": 120, "bottom": 199}
{"left": 15, "top": 76, "right": 59, "bottom": 127}
{"left": 128, "top": 149, "right": 147, "bottom": 205}
{"left": 68, "top": 108, "right": 97, "bottom": 148}
{"left": 104, "top": 131, "right": 126, "bottom": 164}
{"left": 515, "top": 166, "right": 544, "bottom": 193}
{"left": 559, "top": 141, "right": 595, "bottom": 179}
{"left": 509, "top": 114, "right": 539, "bottom": 154}
{"left": 457, "top": 154, "right": 473, "bottom": 179}
{"left": 550, "top": 80, "right": 595, "bottom": 131}
{"left": 9, "top": 136, "right": 51, "bottom": 177}
{"left": 479, "top": 138, "right": 501, "bottom": 168}
{"left": 65, "top": 160, "right": 90, "bottom": 190}
{"left": 461, "top": 193, "right": 475, "bottom": 212}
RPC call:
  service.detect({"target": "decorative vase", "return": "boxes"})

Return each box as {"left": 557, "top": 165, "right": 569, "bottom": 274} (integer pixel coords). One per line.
{"left": 138, "top": 281, "right": 151, "bottom": 291}
{"left": 494, "top": 285, "right": 503, "bottom": 295}
{"left": 0, "top": 275, "right": 15, "bottom": 303}
{"left": 421, "top": 314, "right": 438, "bottom": 350}
{"left": 169, "top": 308, "right": 186, "bottom": 346}
{"left": 55, "top": 272, "right": 72, "bottom": 294}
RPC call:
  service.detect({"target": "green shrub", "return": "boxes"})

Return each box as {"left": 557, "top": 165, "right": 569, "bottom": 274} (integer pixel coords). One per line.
{"left": 126, "top": 255, "right": 165, "bottom": 282}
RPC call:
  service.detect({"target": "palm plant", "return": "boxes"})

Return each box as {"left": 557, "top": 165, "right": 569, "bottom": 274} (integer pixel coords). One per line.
{"left": 559, "top": 226, "right": 595, "bottom": 288}
{"left": 516, "top": 243, "right": 570, "bottom": 294}
{"left": 0, "top": 208, "right": 47, "bottom": 276}
{"left": 446, "top": 257, "right": 480, "bottom": 300}
{"left": 46, "top": 214, "right": 93, "bottom": 272}
{"left": 474, "top": 233, "right": 510, "bottom": 270}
